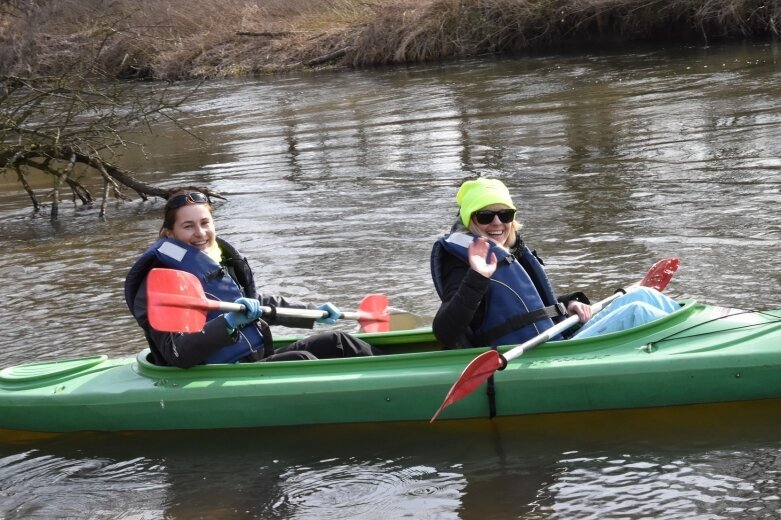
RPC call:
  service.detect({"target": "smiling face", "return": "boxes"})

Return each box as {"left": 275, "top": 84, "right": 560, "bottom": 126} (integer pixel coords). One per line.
{"left": 469, "top": 203, "right": 514, "bottom": 247}
{"left": 164, "top": 203, "right": 216, "bottom": 251}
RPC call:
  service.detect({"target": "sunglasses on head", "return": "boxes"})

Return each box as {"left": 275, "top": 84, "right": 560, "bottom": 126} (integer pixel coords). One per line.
{"left": 472, "top": 209, "right": 516, "bottom": 225}
{"left": 166, "top": 192, "right": 209, "bottom": 210}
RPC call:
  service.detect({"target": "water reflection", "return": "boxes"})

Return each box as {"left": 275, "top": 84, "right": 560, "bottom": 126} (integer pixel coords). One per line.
{"left": 541, "top": 447, "right": 781, "bottom": 519}
{"left": 1, "top": 400, "right": 780, "bottom": 519}
{"left": 0, "top": 449, "right": 167, "bottom": 519}
{"left": 274, "top": 461, "right": 465, "bottom": 519}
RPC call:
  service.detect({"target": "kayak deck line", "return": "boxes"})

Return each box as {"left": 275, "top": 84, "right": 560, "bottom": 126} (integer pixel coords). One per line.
{"left": 643, "top": 307, "right": 781, "bottom": 351}
{"left": 2, "top": 300, "right": 781, "bottom": 432}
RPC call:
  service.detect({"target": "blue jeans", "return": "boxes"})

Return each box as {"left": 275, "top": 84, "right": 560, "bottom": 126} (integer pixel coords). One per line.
{"left": 572, "top": 287, "right": 679, "bottom": 339}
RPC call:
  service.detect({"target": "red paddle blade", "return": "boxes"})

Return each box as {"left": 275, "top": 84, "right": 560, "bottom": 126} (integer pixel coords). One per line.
{"left": 147, "top": 268, "right": 212, "bottom": 333}
{"left": 639, "top": 258, "right": 680, "bottom": 292}
{"left": 358, "top": 294, "right": 390, "bottom": 333}
{"left": 430, "top": 350, "right": 504, "bottom": 422}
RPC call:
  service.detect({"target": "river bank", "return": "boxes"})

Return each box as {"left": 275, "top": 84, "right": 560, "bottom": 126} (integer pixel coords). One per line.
{"left": 1, "top": 0, "right": 779, "bottom": 80}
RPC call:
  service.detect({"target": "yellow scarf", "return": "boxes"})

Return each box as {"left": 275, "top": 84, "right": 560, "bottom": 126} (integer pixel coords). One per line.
{"left": 205, "top": 240, "right": 223, "bottom": 265}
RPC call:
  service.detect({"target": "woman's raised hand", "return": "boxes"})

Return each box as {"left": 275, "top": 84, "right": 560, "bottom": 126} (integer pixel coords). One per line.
{"left": 468, "top": 237, "right": 497, "bottom": 279}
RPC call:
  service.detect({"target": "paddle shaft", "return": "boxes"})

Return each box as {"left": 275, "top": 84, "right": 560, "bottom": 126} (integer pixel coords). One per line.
{"left": 201, "top": 300, "right": 363, "bottom": 321}
{"left": 505, "top": 256, "right": 681, "bottom": 359}
{"left": 146, "top": 268, "right": 393, "bottom": 333}
{"left": 501, "top": 290, "right": 623, "bottom": 364}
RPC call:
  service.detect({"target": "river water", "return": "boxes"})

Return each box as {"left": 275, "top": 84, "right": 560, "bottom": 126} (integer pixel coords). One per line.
{"left": 1, "top": 42, "right": 780, "bottom": 518}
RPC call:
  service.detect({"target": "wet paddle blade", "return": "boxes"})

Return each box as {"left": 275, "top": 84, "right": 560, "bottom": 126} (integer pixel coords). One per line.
{"left": 388, "top": 309, "right": 423, "bottom": 331}
{"left": 358, "top": 294, "right": 390, "bottom": 333}
{"left": 149, "top": 301, "right": 207, "bottom": 333}
{"left": 430, "top": 350, "right": 504, "bottom": 422}
{"left": 639, "top": 258, "right": 680, "bottom": 291}
{"left": 147, "top": 268, "right": 211, "bottom": 333}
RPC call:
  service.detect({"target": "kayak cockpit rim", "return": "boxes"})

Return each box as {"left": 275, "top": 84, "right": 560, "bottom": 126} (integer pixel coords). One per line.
{"left": 133, "top": 300, "right": 700, "bottom": 376}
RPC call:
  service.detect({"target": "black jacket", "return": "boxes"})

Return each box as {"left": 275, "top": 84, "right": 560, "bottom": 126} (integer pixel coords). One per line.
{"left": 432, "top": 240, "right": 589, "bottom": 348}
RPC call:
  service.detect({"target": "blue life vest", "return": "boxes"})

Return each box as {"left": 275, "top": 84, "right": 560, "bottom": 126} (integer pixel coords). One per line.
{"left": 125, "top": 238, "right": 264, "bottom": 363}
{"left": 431, "top": 232, "right": 564, "bottom": 347}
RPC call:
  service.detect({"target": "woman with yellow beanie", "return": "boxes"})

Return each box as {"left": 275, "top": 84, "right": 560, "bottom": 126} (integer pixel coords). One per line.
{"left": 430, "top": 178, "right": 679, "bottom": 348}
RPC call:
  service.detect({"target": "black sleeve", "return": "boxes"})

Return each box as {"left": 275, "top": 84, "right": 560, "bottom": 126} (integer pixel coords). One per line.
{"left": 557, "top": 291, "right": 591, "bottom": 306}
{"left": 257, "top": 294, "right": 317, "bottom": 329}
{"left": 432, "top": 253, "right": 491, "bottom": 349}
{"left": 133, "top": 278, "right": 239, "bottom": 368}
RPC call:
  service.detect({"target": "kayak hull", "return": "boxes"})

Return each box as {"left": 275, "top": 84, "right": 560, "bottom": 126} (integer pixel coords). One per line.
{"left": 2, "top": 301, "right": 780, "bottom": 432}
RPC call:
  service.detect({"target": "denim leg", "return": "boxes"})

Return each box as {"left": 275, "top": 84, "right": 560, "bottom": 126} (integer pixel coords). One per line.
{"left": 572, "top": 301, "right": 670, "bottom": 339}
{"left": 599, "top": 286, "right": 680, "bottom": 316}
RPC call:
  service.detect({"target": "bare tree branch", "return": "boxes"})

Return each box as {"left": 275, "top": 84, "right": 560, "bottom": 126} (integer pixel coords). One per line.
{"left": 0, "top": 2, "right": 214, "bottom": 221}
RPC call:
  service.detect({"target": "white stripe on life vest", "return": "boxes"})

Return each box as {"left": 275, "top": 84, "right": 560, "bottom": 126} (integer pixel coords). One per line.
{"left": 445, "top": 232, "right": 473, "bottom": 250}
{"left": 157, "top": 241, "right": 187, "bottom": 262}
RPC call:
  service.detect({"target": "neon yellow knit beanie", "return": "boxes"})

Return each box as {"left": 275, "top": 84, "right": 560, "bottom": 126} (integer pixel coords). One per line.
{"left": 456, "top": 178, "right": 516, "bottom": 227}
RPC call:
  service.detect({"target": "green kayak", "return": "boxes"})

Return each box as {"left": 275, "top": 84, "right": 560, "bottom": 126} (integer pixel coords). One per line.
{"left": 1, "top": 300, "right": 780, "bottom": 433}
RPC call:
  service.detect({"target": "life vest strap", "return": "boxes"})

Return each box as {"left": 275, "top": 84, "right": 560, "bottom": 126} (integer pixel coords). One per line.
{"left": 472, "top": 303, "right": 567, "bottom": 346}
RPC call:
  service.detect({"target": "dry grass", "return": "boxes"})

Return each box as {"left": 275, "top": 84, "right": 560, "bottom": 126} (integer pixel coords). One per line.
{"left": 348, "top": 0, "right": 781, "bottom": 66}
{"left": 0, "top": 0, "right": 384, "bottom": 78}
{"left": 1, "top": 0, "right": 778, "bottom": 80}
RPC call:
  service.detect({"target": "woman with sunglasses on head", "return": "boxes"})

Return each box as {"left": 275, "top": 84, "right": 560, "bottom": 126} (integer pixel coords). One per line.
{"left": 430, "top": 178, "right": 679, "bottom": 349}
{"left": 125, "top": 189, "right": 379, "bottom": 368}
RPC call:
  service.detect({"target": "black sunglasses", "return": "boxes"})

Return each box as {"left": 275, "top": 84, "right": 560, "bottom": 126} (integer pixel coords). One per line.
{"left": 472, "top": 209, "right": 516, "bottom": 225}
{"left": 166, "top": 192, "right": 209, "bottom": 210}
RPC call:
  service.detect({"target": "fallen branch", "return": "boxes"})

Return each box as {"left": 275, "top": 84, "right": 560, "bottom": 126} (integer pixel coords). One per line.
{"left": 305, "top": 47, "right": 350, "bottom": 67}
{"left": 236, "top": 31, "right": 296, "bottom": 37}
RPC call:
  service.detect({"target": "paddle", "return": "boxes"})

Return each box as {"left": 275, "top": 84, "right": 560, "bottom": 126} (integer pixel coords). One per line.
{"left": 146, "top": 268, "right": 391, "bottom": 333}
{"left": 430, "top": 257, "right": 681, "bottom": 422}
{"left": 383, "top": 306, "right": 426, "bottom": 331}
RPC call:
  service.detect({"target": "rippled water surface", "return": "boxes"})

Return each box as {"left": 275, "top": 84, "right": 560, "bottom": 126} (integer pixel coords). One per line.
{"left": 1, "top": 42, "right": 781, "bottom": 518}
